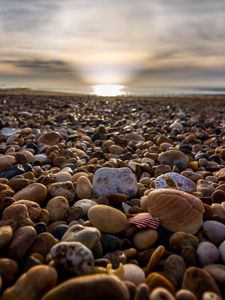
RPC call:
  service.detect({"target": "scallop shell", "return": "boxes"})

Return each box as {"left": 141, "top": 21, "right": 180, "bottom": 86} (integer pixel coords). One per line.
{"left": 128, "top": 213, "right": 159, "bottom": 229}
{"left": 141, "top": 189, "right": 204, "bottom": 234}
{"left": 155, "top": 172, "right": 196, "bottom": 192}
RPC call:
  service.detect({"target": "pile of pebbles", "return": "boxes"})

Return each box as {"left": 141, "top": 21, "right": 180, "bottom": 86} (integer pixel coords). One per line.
{"left": 0, "top": 94, "right": 225, "bottom": 299}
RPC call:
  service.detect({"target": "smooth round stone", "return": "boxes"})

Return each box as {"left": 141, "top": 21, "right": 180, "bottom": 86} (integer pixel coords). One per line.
{"left": 50, "top": 241, "right": 94, "bottom": 275}
{"left": 155, "top": 172, "right": 196, "bottom": 192}
{"left": 0, "top": 265, "right": 57, "bottom": 300}
{"left": 0, "top": 258, "right": 18, "bottom": 287}
{"left": 76, "top": 176, "right": 93, "bottom": 199}
{"left": 0, "top": 183, "right": 14, "bottom": 200}
{"left": 158, "top": 150, "right": 189, "bottom": 169}
{"left": 212, "top": 190, "right": 225, "bottom": 203}
{"left": 218, "top": 240, "right": 225, "bottom": 263}
{"left": 40, "top": 274, "right": 129, "bottom": 300}
{"left": 11, "top": 200, "right": 41, "bottom": 221}
{"left": 176, "top": 289, "right": 198, "bottom": 300}
{"left": 150, "top": 287, "right": 175, "bottom": 300}
{"left": 141, "top": 189, "right": 204, "bottom": 234}
{"left": 182, "top": 267, "right": 221, "bottom": 299}
{"left": 34, "top": 222, "right": 48, "bottom": 235}
{"left": 46, "top": 196, "right": 69, "bottom": 222}
{"left": 55, "top": 172, "right": 72, "bottom": 182}
{"left": 48, "top": 182, "right": 76, "bottom": 203}
{"left": 196, "top": 242, "right": 219, "bottom": 266}
{"left": 73, "top": 199, "right": 97, "bottom": 215}
{"left": 0, "top": 225, "right": 13, "bottom": 249}
{"left": 204, "top": 264, "right": 225, "bottom": 284}
{"left": 88, "top": 204, "right": 128, "bottom": 234}
{"left": 214, "top": 167, "right": 225, "bottom": 181}
{"left": 164, "top": 254, "right": 186, "bottom": 287}
{"left": 51, "top": 225, "right": 69, "bottom": 240}
{"left": 202, "top": 292, "right": 223, "bottom": 300}
{"left": 15, "top": 150, "right": 34, "bottom": 164}
{"left": 197, "top": 180, "right": 215, "bottom": 197}
{"left": 100, "top": 234, "right": 122, "bottom": 254}
{"left": 203, "top": 221, "right": 225, "bottom": 244}
{"left": 1, "top": 204, "right": 33, "bottom": 229}
{"left": 93, "top": 167, "right": 137, "bottom": 198}
{"left": 169, "top": 232, "right": 199, "bottom": 250}
{"left": 31, "top": 232, "right": 58, "bottom": 257}
{"left": 13, "top": 183, "right": 47, "bottom": 205}
{"left": 7, "top": 226, "right": 37, "bottom": 261}
{"left": 146, "top": 272, "right": 175, "bottom": 294}
{"left": 0, "top": 155, "right": 16, "bottom": 173}
{"left": 34, "top": 154, "right": 48, "bottom": 163}
{"left": 133, "top": 229, "right": 158, "bottom": 250}
{"left": 8, "top": 177, "right": 29, "bottom": 193}
{"left": 37, "top": 131, "right": 61, "bottom": 145}
{"left": 62, "top": 224, "right": 101, "bottom": 249}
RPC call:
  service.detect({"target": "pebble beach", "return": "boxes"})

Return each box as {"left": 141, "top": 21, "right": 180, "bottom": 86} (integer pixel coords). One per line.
{"left": 1, "top": 93, "right": 225, "bottom": 300}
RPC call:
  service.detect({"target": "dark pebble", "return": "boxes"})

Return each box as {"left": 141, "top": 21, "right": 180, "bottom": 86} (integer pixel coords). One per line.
{"left": 52, "top": 224, "right": 69, "bottom": 240}
{"left": 100, "top": 234, "right": 123, "bottom": 255}
{"left": 34, "top": 222, "right": 48, "bottom": 235}
{"left": 0, "top": 164, "right": 32, "bottom": 179}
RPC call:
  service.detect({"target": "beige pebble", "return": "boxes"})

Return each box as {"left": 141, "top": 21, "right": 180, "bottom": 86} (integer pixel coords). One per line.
{"left": 133, "top": 229, "right": 158, "bottom": 250}
{"left": 76, "top": 176, "right": 93, "bottom": 199}
{"left": 13, "top": 183, "right": 47, "bottom": 205}
{"left": 46, "top": 196, "right": 69, "bottom": 222}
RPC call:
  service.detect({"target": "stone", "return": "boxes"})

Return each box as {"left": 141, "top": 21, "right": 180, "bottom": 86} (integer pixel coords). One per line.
{"left": 0, "top": 225, "right": 13, "bottom": 249}
{"left": 76, "top": 176, "right": 93, "bottom": 199}
{"left": 196, "top": 242, "right": 219, "bottom": 266}
{"left": 0, "top": 155, "right": 16, "bottom": 173}
{"left": 164, "top": 254, "right": 186, "bottom": 286}
{"left": 100, "top": 234, "right": 123, "bottom": 254}
{"left": 46, "top": 196, "right": 69, "bottom": 222}
{"left": 214, "top": 168, "right": 225, "bottom": 181}
{"left": 169, "top": 232, "right": 199, "bottom": 250}
{"left": 37, "top": 131, "right": 61, "bottom": 145}
{"left": 73, "top": 199, "right": 97, "bottom": 215}
{"left": 158, "top": 150, "right": 189, "bottom": 169}
{"left": 203, "top": 221, "right": 225, "bottom": 244}
{"left": 155, "top": 172, "right": 196, "bottom": 192}
{"left": 204, "top": 264, "right": 225, "bottom": 284}
{"left": 11, "top": 200, "right": 41, "bottom": 221}
{"left": 180, "top": 246, "right": 197, "bottom": 267}
{"left": 134, "top": 283, "right": 150, "bottom": 300}
{"left": 40, "top": 274, "right": 129, "bottom": 300}
{"left": 15, "top": 150, "right": 34, "bottom": 164}
{"left": 182, "top": 267, "right": 221, "bottom": 299}
{"left": 48, "top": 181, "right": 76, "bottom": 203}
{"left": 146, "top": 272, "right": 175, "bottom": 294}
{"left": 51, "top": 224, "right": 69, "bottom": 240}
{"left": 0, "top": 258, "right": 18, "bottom": 287}
{"left": 50, "top": 241, "right": 94, "bottom": 275}
{"left": 1, "top": 204, "right": 33, "bottom": 229}
{"left": 202, "top": 292, "right": 223, "bottom": 300}
{"left": 150, "top": 287, "right": 175, "bottom": 300}
{"left": 0, "top": 183, "right": 14, "bottom": 200}
{"left": 212, "top": 190, "right": 225, "bottom": 203}
{"left": 93, "top": 167, "right": 137, "bottom": 198}
{"left": 197, "top": 180, "right": 215, "bottom": 197}
{"left": 176, "top": 289, "right": 198, "bottom": 300}
{"left": 8, "top": 178, "right": 29, "bottom": 192}
{"left": 141, "top": 189, "right": 204, "bottom": 234}
{"left": 55, "top": 171, "right": 72, "bottom": 182}
{"left": 132, "top": 229, "right": 158, "bottom": 250}
{"left": 13, "top": 183, "right": 47, "bottom": 205}
{"left": 31, "top": 232, "right": 58, "bottom": 257}
{"left": 62, "top": 224, "right": 101, "bottom": 249}
{"left": 218, "top": 240, "right": 225, "bottom": 263}
{"left": 103, "top": 250, "right": 127, "bottom": 269}
{"left": 88, "top": 204, "right": 128, "bottom": 234}
{"left": 7, "top": 226, "right": 37, "bottom": 261}
{"left": 0, "top": 265, "right": 57, "bottom": 300}
{"left": 0, "top": 164, "right": 32, "bottom": 180}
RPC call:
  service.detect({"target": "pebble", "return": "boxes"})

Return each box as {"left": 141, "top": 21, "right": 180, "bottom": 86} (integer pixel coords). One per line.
{"left": 1, "top": 204, "right": 33, "bottom": 229}
{"left": 73, "top": 199, "right": 97, "bottom": 215}
{"left": 31, "top": 232, "right": 58, "bottom": 257}
{"left": 202, "top": 292, "right": 223, "bottom": 300}
{"left": 55, "top": 172, "right": 72, "bottom": 182}
{"left": 218, "top": 240, "right": 225, "bottom": 263}
{"left": 76, "top": 176, "right": 93, "bottom": 199}
{"left": 62, "top": 224, "right": 101, "bottom": 249}
{"left": 141, "top": 189, "right": 204, "bottom": 234}
{"left": 164, "top": 254, "right": 186, "bottom": 286}
{"left": 203, "top": 221, "right": 225, "bottom": 244}
{"left": 204, "top": 264, "right": 225, "bottom": 284}
{"left": 0, "top": 225, "right": 13, "bottom": 249}
{"left": 0, "top": 265, "right": 57, "bottom": 300}
{"left": 169, "top": 231, "right": 199, "bottom": 250}
{"left": 155, "top": 172, "right": 196, "bottom": 192}
{"left": 93, "top": 167, "right": 137, "bottom": 198}
{"left": 50, "top": 241, "right": 94, "bottom": 275}
{"left": 11, "top": 200, "right": 41, "bottom": 221}
{"left": 88, "top": 204, "right": 128, "bottom": 234}
{"left": 37, "top": 131, "right": 61, "bottom": 145}
{"left": 132, "top": 229, "right": 158, "bottom": 250}
{"left": 150, "top": 287, "right": 175, "bottom": 300}
{"left": 146, "top": 272, "right": 175, "bottom": 294}
{"left": 182, "top": 266, "right": 221, "bottom": 299}
{"left": 46, "top": 196, "right": 69, "bottom": 222}
{"left": 176, "top": 289, "right": 198, "bottom": 300}
{"left": 13, "top": 183, "right": 47, "bottom": 204}
{"left": 158, "top": 150, "right": 189, "bottom": 169}
{"left": 40, "top": 274, "right": 129, "bottom": 300}
{"left": 0, "top": 258, "right": 18, "bottom": 287}
{"left": 196, "top": 241, "right": 220, "bottom": 266}
{"left": 48, "top": 181, "right": 76, "bottom": 203}
{"left": 0, "top": 155, "right": 16, "bottom": 172}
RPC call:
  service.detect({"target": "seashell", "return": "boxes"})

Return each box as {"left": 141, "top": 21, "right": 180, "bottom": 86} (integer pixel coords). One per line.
{"left": 155, "top": 172, "right": 196, "bottom": 192}
{"left": 141, "top": 189, "right": 204, "bottom": 234}
{"left": 128, "top": 213, "right": 159, "bottom": 229}
{"left": 107, "top": 263, "right": 145, "bottom": 286}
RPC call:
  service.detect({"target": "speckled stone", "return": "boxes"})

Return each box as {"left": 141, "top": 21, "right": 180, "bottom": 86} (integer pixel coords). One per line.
{"left": 0, "top": 265, "right": 57, "bottom": 300}
{"left": 62, "top": 224, "right": 101, "bottom": 249}
{"left": 48, "top": 181, "right": 76, "bottom": 203}
{"left": 169, "top": 232, "right": 199, "bottom": 250}
{"left": 203, "top": 221, "right": 225, "bottom": 244}
{"left": 155, "top": 172, "right": 196, "bottom": 192}
{"left": 50, "top": 241, "right": 94, "bottom": 275}
{"left": 46, "top": 196, "right": 69, "bottom": 222}
{"left": 40, "top": 274, "right": 129, "bottom": 300}
{"left": 88, "top": 204, "right": 128, "bottom": 234}
{"left": 13, "top": 183, "right": 47, "bottom": 205}
{"left": 93, "top": 167, "right": 137, "bottom": 198}
{"left": 196, "top": 242, "right": 219, "bottom": 266}
{"left": 132, "top": 229, "right": 158, "bottom": 250}
{"left": 0, "top": 225, "right": 13, "bottom": 249}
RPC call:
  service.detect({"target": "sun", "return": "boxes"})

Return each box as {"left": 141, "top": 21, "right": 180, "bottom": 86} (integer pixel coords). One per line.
{"left": 92, "top": 84, "right": 125, "bottom": 96}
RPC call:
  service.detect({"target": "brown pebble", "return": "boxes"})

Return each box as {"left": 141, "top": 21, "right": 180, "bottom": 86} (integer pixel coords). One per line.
{"left": 13, "top": 183, "right": 47, "bottom": 205}
{"left": 176, "top": 289, "right": 198, "bottom": 300}
{"left": 0, "top": 258, "right": 18, "bottom": 287}
{"left": 0, "top": 225, "right": 13, "bottom": 249}
{"left": 146, "top": 272, "right": 175, "bottom": 294}
{"left": 31, "top": 232, "right": 58, "bottom": 257}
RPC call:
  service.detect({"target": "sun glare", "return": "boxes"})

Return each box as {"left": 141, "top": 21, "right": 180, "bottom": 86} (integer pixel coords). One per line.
{"left": 92, "top": 84, "right": 125, "bottom": 96}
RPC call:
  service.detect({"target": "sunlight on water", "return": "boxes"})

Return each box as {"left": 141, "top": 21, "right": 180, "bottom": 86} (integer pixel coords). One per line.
{"left": 92, "top": 84, "right": 125, "bottom": 96}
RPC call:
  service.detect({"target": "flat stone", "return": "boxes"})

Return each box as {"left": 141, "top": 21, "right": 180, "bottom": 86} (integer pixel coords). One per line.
{"left": 203, "top": 221, "right": 225, "bottom": 244}
{"left": 214, "top": 168, "right": 225, "bottom": 181}
{"left": 88, "top": 204, "right": 128, "bottom": 234}
{"left": 40, "top": 274, "right": 129, "bottom": 300}
{"left": 93, "top": 167, "right": 137, "bottom": 198}
{"left": 13, "top": 183, "right": 47, "bottom": 205}
{"left": 55, "top": 172, "right": 72, "bottom": 182}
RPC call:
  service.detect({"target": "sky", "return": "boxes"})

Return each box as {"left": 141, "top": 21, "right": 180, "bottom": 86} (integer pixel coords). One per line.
{"left": 0, "top": 0, "right": 225, "bottom": 93}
